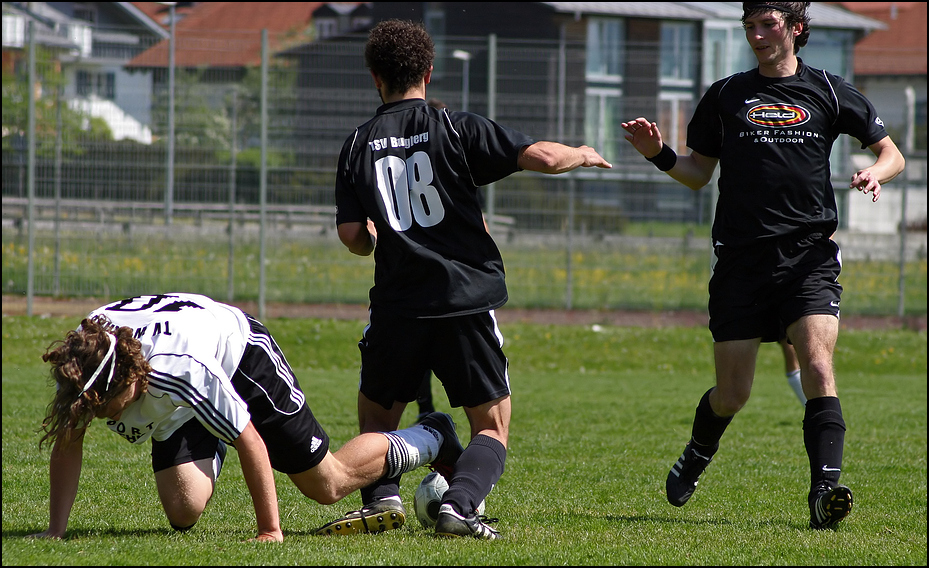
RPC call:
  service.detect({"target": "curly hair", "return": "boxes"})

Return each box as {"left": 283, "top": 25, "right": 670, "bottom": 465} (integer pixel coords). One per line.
{"left": 38, "top": 315, "right": 150, "bottom": 449}
{"left": 364, "top": 19, "right": 434, "bottom": 96}
{"left": 742, "top": 2, "right": 812, "bottom": 54}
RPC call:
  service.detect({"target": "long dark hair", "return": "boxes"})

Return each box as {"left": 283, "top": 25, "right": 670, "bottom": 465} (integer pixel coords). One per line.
{"left": 39, "top": 315, "right": 150, "bottom": 448}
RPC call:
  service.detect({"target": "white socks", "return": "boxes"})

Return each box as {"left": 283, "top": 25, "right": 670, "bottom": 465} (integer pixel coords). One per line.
{"left": 786, "top": 369, "right": 807, "bottom": 406}
{"left": 384, "top": 424, "right": 442, "bottom": 478}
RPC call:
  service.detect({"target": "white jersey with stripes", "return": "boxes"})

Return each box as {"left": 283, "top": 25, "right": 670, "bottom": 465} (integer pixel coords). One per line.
{"left": 85, "top": 293, "right": 252, "bottom": 445}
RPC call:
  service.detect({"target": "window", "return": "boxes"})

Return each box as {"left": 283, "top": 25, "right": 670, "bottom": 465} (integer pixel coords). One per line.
{"left": 660, "top": 22, "right": 697, "bottom": 86}
{"left": 73, "top": 6, "right": 97, "bottom": 24}
{"left": 2, "top": 13, "right": 25, "bottom": 48}
{"left": 658, "top": 96, "right": 694, "bottom": 154}
{"left": 801, "top": 28, "right": 851, "bottom": 77}
{"left": 76, "top": 70, "right": 115, "bottom": 100}
{"left": 315, "top": 19, "right": 336, "bottom": 39}
{"left": 585, "top": 90, "right": 623, "bottom": 162}
{"left": 916, "top": 99, "right": 927, "bottom": 151}
{"left": 702, "top": 25, "right": 757, "bottom": 87}
{"left": 586, "top": 18, "right": 624, "bottom": 82}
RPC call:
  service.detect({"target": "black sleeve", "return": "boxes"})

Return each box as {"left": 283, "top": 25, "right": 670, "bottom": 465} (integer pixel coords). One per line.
{"left": 686, "top": 81, "right": 724, "bottom": 158}
{"left": 334, "top": 131, "right": 367, "bottom": 226}
{"left": 833, "top": 75, "right": 890, "bottom": 149}
{"left": 448, "top": 111, "right": 534, "bottom": 186}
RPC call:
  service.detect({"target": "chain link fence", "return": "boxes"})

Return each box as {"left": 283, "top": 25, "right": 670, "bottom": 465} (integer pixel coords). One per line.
{"left": 3, "top": 26, "right": 926, "bottom": 320}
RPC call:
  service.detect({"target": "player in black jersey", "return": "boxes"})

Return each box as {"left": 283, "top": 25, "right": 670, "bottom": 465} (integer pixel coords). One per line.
{"left": 318, "top": 19, "right": 611, "bottom": 540}
{"left": 622, "top": 2, "right": 904, "bottom": 530}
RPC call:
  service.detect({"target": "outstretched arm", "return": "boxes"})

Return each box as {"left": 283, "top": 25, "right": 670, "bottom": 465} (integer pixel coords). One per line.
{"left": 234, "top": 421, "right": 283, "bottom": 542}
{"left": 621, "top": 117, "right": 718, "bottom": 191}
{"left": 517, "top": 141, "right": 612, "bottom": 174}
{"left": 27, "top": 434, "right": 86, "bottom": 539}
{"left": 850, "top": 136, "right": 905, "bottom": 203}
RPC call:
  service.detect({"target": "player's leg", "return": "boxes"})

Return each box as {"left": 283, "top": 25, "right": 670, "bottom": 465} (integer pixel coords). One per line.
{"left": 779, "top": 337, "right": 806, "bottom": 405}
{"left": 787, "top": 314, "right": 852, "bottom": 528}
{"left": 151, "top": 419, "right": 226, "bottom": 531}
{"left": 357, "top": 391, "right": 407, "bottom": 506}
{"left": 307, "top": 393, "right": 409, "bottom": 535}
{"left": 415, "top": 371, "right": 436, "bottom": 423}
{"left": 306, "top": 414, "right": 462, "bottom": 535}
{"left": 441, "top": 395, "right": 509, "bottom": 510}
{"left": 431, "top": 311, "right": 509, "bottom": 540}
{"left": 666, "top": 338, "right": 759, "bottom": 507}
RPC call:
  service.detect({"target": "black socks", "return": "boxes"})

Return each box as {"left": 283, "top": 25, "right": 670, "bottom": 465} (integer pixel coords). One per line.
{"left": 803, "top": 396, "right": 846, "bottom": 492}
{"left": 442, "top": 434, "right": 506, "bottom": 516}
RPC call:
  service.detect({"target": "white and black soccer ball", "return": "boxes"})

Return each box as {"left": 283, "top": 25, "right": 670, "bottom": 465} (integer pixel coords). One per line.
{"left": 414, "top": 471, "right": 485, "bottom": 528}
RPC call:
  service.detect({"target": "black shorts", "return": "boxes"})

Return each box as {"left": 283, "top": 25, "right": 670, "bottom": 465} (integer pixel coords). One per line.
{"left": 151, "top": 417, "right": 221, "bottom": 473}
{"left": 358, "top": 309, "right": 510, "bottom": 409}
{"left": 152, "top": 315, "right": 331, "bottom": 475}
{"left": 708, "top": 233, "right": 842, "bottom": 343}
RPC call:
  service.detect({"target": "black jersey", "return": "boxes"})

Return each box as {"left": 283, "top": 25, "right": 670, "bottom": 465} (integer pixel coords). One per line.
{"left": 687, "top": 60, "right": 888, "bottom": 247}
{"left": 335, "top": 99, "right": 534, "bottom": 318}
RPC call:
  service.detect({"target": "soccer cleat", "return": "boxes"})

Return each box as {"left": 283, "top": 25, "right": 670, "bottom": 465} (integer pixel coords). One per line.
{"left": 314, "top": 498, "right": 406, "bottom": 536}
{"left": 809, "top": 485, "right": 853, "bottom": 530}
{"left": 417, "top": 412, "right": 464, "bottom": 482}
{"left": 434, "top": 503, "right": 501, "bottom": 540}
{"left": 666, "top": 442, "right": 715, "bottom": 507}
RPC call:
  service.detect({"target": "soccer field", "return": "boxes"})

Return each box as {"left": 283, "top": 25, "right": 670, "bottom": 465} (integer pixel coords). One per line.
{"left": 2, "top": 315, "right": 926, "bottom": 566}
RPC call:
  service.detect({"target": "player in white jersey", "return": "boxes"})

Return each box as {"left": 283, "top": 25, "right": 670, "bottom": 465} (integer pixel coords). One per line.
{"left": 28, "top": 293, "right": 464, "bottom": 542}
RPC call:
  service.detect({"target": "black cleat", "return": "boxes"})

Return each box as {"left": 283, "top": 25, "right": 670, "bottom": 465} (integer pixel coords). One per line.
{"left": 809, "top": 485, "right": 853, "bottom": 530}
{"left": 314, "top": 498, "right": 406, "bottom": 536}
{"left": 666, "top": 442, "right": 715, "bottom": 507}
{"left": 434, "top": 504, "right": 501, "bottom": 540}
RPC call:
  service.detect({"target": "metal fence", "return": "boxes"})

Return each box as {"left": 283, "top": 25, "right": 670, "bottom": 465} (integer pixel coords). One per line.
{"left": 3, "top": 26, "right": 926, "bottom": 320}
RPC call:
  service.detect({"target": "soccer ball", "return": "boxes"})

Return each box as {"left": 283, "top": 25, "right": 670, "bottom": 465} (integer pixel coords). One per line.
{"left": 413, "top": 471, "right": 485, "bottom": 529}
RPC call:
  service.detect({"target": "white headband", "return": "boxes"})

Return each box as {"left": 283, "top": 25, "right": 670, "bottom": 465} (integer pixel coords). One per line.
{"left": 80, "top": 332, "right": 117, "bottom": 395}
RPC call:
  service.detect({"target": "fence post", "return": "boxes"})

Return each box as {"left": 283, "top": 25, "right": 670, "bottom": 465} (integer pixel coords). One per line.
{"left": 54, "top": 86, "right": 63, "bottom": 296}
{"left": 897, "top": 86, "right": 915, "bottom": 319}
{"left": 165, "top": 3, "right": 176, "bottom": 226}
{"left": 558, "top": 26, "right": 573, "bottom": 310}
{"left": 26, "top": 20, "right": 36, "bottom": 316}
{"left": 258, "top": 29, "right": 268, "bottom": 321}
{"left": 485, "top": 34, "right": 497, "bottom": 230}
{"left": 228, "top": 88, "right": 238, "bottom": 303}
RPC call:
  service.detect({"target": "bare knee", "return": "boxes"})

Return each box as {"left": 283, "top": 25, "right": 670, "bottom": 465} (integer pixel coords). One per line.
{"left": 164, "top": 499, "right": 206, "bottom": 530}
{"left": 289, "top": 466, "right": 347, "bottom": 506}
{"left": 300, "top": 485, "right": 341, "bottom": 505}
{"left": 155, "top": 461, "right": 215, "bottom": 532}
{"left": 710, "top": 387, "right": 750, "bottom": 416}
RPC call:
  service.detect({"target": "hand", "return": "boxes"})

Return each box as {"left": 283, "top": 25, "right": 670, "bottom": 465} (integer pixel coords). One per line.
{"left": 621, "top": 118, "right": 663, "bottom": 159}
{"left": 577, "top": 145, "right": 612, "bottom": 169}
{"left": 25, "top": 530, "right": 63, "bottom": 540}
{"left": 850, "top": 169, "right": 881, "bottom": 202}
{"left": 248, "top": 529, "right": 284, "bottom": 543}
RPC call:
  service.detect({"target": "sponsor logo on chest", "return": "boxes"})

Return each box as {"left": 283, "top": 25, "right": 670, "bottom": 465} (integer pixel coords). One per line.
{"left": 746, "top": 103, "right": 811, "bottom": 128}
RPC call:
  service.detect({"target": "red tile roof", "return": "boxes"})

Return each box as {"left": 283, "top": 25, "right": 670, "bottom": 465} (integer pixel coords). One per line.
{"left": 835, "top": 2, "right": 927, "bottom": 75}
{"left": 127, "top": 2, "right": 356, "bottom": 68}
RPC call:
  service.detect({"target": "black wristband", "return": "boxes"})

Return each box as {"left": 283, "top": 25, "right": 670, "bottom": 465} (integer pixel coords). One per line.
{"left": 646, "top": 144, "right": 677, "bottom": 171}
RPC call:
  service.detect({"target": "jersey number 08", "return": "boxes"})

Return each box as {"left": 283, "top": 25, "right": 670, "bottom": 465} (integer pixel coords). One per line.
{"left": 374, "top": 152, "right": 445, "bottom": 231}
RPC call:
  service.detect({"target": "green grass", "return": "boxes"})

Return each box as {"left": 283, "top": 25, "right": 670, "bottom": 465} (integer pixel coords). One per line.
{"left": 2, "top": 315, "right": 926, "bottom": 565}
{"left": 4, "top": 228, "right": 927, "bottom": 315}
